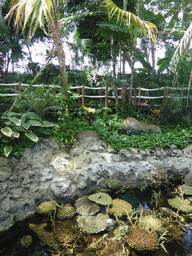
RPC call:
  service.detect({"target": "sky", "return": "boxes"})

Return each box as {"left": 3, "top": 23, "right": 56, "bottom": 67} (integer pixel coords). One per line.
{"left": 14, "top": 33, "right": 165, "bottom": 75}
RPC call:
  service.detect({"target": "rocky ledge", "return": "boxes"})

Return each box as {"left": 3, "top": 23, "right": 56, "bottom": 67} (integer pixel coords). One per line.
{"left": 1, "top": 130, "right": 192, "bottom": 231}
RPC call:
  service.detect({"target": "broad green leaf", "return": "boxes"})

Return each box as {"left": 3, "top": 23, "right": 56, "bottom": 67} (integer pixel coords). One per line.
{"left": 1, "top": 127, "right": 12, "bottom": 137}
{"left": 29, "top": 120, "right": 43, "bottom": 126}
{"left": 25, "top": 130, "right": 38, "bottom": 142}
{"left": 4, "top": 145, "right": 12, "bottom": 157}
{"left": 26, "top": 112, "right": 42, "bottom": 122}
{"left": 12, "top": 128, "right": 20, "bottom": 138}
{"left": 16, "top": 126, "right": 25, "bottom": 131}
{"left": 43, "top": 121, "right": 57, "bottom": 127}
{"left": 22, "top": 121, "right": 30, "bottom": 130}
{"left": 9, "top": 116, "right": 21, "bottom": 126}
{"left": 21, "top": 113, "right": 27, "bottom": 123}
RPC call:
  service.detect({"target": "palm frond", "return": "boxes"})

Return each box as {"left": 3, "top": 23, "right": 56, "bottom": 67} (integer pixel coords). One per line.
{"left": 170, "top": 22, "right": 192, "bottom": 72}
{"left": 101, "top": 0, "right": 157, "bottom": 43}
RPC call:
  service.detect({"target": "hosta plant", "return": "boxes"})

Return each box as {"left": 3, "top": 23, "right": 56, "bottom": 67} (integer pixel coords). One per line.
{"left": 0, "top": 111, "right": 58, "bottom": 157}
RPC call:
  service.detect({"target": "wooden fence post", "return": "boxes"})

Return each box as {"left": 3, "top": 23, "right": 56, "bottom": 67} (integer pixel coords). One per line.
{"left": 99, "top": 86, "right": 102, "bottom": 104}
{"left": 18, "top": 81, "right": 21, "bottom": 93}
{"left": 138, "top": 86, "right": 141, "bottom": 107}
{"left": 78, "top": 86, "right": 81, "bottom": 105}
{"left": 122, "top": 88, "right": 126, "bottom": 107}
{"left": 14, "top": 83, "right": 17, "bottom": 93}
{"left": 105, "top": 85, "right": 108, "bottom": 107}
{"left": 134, "top": 88, "right": 137, "bottom": 111}
{"left": 163, "top": 86, "right": 168, "bottom": 106}
{"left": 82, "top": 84, "right": 85, "bottom": 107}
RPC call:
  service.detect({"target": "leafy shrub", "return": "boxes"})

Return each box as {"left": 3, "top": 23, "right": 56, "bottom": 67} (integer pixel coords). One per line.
{"left": 14, "top": 86, "right": 63, "bottom": 120}
{"left": 160, "top": 97, "right": 191, "bottom": 126}
{"left": 0, "top": 111, "right": 58, "bottom": 157}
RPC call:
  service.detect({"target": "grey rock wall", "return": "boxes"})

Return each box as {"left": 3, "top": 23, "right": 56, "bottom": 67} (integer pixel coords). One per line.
{"left": 0, "top": 131, "right": 192, "bottom": 231}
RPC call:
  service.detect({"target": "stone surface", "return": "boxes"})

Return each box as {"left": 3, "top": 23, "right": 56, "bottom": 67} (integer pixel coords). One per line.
{"left": 0, "top": 132, "right": 192, "bottom": 231}
{"left": 122, "top": 117, "right": 162, "bottom": 133}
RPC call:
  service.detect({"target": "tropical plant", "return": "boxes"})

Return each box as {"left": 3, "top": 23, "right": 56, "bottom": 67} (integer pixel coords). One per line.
{"left": 14, "top": 86, "right": 62, "bottom": 120}
{"left": 101, "top": 0, "right": 157, "bottom": 43}
{"left": 100, "top": 0, "right": 157, "bottom": 94}
{"left": 170, "top": 22, "right": 192, "bottom": 72}
{"left": 0, "top": 111, "right": 58, "bottom": 156}
{"left": 5, "top": 0, "right": 69, "bottom": 96}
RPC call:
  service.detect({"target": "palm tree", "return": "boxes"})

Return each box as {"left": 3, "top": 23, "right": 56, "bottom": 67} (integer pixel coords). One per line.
{"left": 5, "top": 0, "right": 68, "bottom": 96}
{"left": 102, "top": 0, "right": 157, "bottom": 44}
{"left": 101, "top": 0, "right": 157, "bottom": 96}
{"left": 170, "top": 22, "right": 192, "bottom": 72}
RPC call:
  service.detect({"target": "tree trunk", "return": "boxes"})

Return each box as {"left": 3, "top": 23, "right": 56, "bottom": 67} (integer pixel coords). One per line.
{"left": 50, "top": 21, "right": 68, "bottom": 97}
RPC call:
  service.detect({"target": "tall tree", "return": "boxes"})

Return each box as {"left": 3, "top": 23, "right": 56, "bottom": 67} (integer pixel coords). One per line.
{"left": 5, "top": 0, "right": 69, "bottom": 96}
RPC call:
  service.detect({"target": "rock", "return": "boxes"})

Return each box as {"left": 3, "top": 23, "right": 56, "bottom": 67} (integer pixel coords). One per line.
{"left": 122, "top": 117, "right": 162, "bottom": 134}
{"left": 75, "top": 130, "right": 100, "bottom": 142}
{"left": 184, "top": 172, "right": 192, "bottom": 185}
{"left": 75, "top": 196, "right": 100, "bottom": 216}
{"left": 1, "top": 134, "right": 192, "bottom": 232}
{"left": 77, "top": 213, "right": 108, "bottom": 234}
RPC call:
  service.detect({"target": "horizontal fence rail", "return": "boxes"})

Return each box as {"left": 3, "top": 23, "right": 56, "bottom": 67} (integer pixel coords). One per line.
{"left": 0, "top": 82, "right": 191, "bottom": 110}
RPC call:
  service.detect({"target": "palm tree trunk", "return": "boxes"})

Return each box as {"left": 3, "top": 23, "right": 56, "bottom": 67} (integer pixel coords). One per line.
{"left": 50, "top": 22, "right": 68, "bottom": 97}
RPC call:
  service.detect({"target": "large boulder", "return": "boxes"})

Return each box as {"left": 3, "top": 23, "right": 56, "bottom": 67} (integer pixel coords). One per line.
{"left": 122, "top": 117, "right": 162, "bottom": 134}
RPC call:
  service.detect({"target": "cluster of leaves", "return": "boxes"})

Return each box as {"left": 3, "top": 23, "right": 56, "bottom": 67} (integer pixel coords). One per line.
{"left": 0, "top": 111, "right": 58, "bottom": 157}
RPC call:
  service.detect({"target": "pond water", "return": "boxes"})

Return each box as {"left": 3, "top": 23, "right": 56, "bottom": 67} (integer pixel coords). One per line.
{"left": 1, "top": 185, "right": 192, "bottom": 256}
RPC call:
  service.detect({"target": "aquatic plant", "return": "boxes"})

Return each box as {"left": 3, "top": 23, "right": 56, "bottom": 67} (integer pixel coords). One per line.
{"left": 126, "top": 226, "right": 159, "bottom": 251}
{"left": 138, "top": 215, "right": 164, "bottom": 233}
{"left": 167, "top": 196, "right": 192, "bottom": 213}
{"left": 20, "top": 235, "right": 33, "bottom": 248}
{"left": 107, "top": 198, "right": 133, "bottom": 218}
{"left": 56, "top": 203, "right": 76, "bottom": 220}
{"left": 88, "top": 192, "right": 112, "bottom": 206}
{"left": 29, "top": 223, "right": 60, "bottom": 251}
{"left": 91, "top": 236, "right": 130, "bottom": 256}
{"left": 53, "top": 220, "right": 87, "bottom": 254}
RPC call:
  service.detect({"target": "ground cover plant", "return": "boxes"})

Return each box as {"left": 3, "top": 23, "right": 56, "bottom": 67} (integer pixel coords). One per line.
{"left": 0, "top": 87, "right": 192, "bottom": 159}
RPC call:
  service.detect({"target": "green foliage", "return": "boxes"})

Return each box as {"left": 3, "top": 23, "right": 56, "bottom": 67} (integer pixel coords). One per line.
{"left": 0, "top": 111, "right": 58, "bottom": 157}
{"left": 160, "top": 97, "right": 191, "bottom": 126}
{"left": 51, "top": 117, "right": 92, "bottom": 144}
{"left": 14, "top": 86, "right": 63, "bottom": 120}
{"left": 93, "top": 121, "right": 192, "bottom": 151}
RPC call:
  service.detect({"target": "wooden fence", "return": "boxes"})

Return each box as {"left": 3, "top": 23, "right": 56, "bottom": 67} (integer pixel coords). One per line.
{"left": 0, "top": 82, "right": 191, "bottom": 110}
